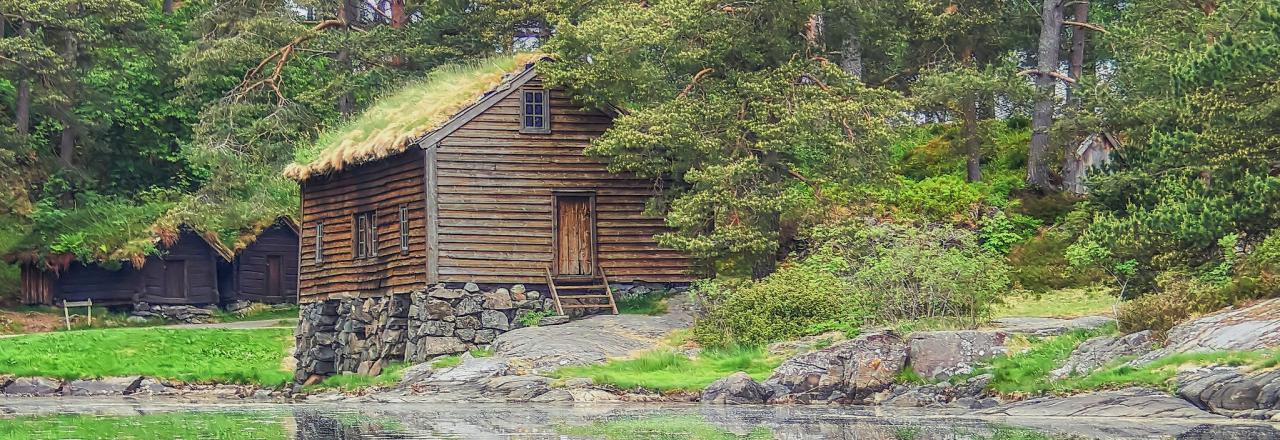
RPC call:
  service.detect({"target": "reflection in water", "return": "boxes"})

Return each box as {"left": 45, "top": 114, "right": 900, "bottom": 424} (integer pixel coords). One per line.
{"left": 1, "top": 402, "right": 1279, "bottom": 439}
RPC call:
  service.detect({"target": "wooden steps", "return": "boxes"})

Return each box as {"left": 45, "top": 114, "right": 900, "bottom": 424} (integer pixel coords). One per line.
{"left": 545, "top": 267, "right": 618, "bottom": 315}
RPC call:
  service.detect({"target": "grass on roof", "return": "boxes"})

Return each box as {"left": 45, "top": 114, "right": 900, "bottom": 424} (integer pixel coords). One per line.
{"left": 286, "top": 53, "right": 543, "bottom": 179}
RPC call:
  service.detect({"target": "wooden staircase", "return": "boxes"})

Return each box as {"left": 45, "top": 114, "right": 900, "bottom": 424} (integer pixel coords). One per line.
{"left": 544, "top": 267, "right": 618, "bottom": 315}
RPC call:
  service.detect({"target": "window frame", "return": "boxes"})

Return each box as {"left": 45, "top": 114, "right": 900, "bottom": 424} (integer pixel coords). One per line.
{"left": 519, "top": 88, "right": 551, "bottom": 134}
{"left": 398, "top": 204, "right": 410, "bottom": 255}
{"left": 352, "top": 211, "right": 378, "bottom": 260}
{"left": 314, "top": 222, "right": 324, "bottom": 265}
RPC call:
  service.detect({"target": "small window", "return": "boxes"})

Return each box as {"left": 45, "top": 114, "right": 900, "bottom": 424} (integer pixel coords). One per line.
{"left": 520, "top": 89, "right": 550, "bottom": 133}
{"left": 398, "top": 204, "right": 410, "bottom": 254}
{"left": 314, "top": 222, "right": 324, "bottom": 265}
{"left": 353, "top": 211, "right": 377, "bottom": 259}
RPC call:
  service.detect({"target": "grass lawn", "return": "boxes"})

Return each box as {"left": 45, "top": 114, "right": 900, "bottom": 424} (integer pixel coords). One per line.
{"left": 993, "top": 288, "right": 1117, "bottom": 319}
{"left": 214, "top": 304, "right": 300, "bottom": 323}
{"left": 0, "top": 327, "right": 294, "bottom": 386}
{"left": 552, "top": 346, "right": 780, "bottom": 392}
{"left": 617, "top": 294, "right": 668, "bottom": 316}
{"left": 981, "top": 325, "right": 1116, "bottom": 394}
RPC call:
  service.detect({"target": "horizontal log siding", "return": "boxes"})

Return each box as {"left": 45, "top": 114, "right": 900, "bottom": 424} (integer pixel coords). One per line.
{"left": 234, "top": 225, "right": 299, "bottom": 304}
{"left": 436, "top": 78, "right": 691, "bottom": 284}
{"left": 298, "top": 149, "right": 427, "bottom": 302}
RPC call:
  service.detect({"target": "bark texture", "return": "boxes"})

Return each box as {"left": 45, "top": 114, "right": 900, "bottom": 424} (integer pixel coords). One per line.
{"left": 1028, "top": 0, "right": 1064, "bottom": 191}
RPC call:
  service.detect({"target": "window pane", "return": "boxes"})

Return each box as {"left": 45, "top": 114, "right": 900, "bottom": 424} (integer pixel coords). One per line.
{"left": 533, "top": 92, "right": 543, "bottom": 103}
{"left": 524, "top": 91, "right": 533, "bottom": 101}
{"left": 525, "top": 104, "right": 534, "bottom": 114}
{"left": 534, "top": 116, "right": 543, "bottom": 127}
{"left": 524, "top": 116, "right": 534, "bottom": 127}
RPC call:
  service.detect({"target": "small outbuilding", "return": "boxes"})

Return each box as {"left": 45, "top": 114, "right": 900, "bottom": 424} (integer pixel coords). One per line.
{"left": 1063, "top": 132, "right": 1120, "bottom": 195}
{"left": 17, "top": 228, "right": 233, "bottom": 306}
{"left": 222, "top": 217, "right": 300, "bottom": 304}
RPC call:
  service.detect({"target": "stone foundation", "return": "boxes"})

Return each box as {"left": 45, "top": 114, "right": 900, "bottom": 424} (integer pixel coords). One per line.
{"left": 131, "top": 302, "right": 218, "bottom": 324}
{"left": 293, "top": 283, "right": 557, "bottom": 382}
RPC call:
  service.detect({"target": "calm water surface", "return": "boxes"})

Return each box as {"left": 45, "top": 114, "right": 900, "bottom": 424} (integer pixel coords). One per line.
{"left": 1, "top": 400, "right": 1279, "bottom": 439}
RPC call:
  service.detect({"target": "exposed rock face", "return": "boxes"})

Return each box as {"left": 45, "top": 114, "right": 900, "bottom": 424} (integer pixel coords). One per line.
{"left": 907, "top": 330, "right": 1008, "bottom": 380}
{"left": 876, "top": 373, "right": 994, "bottom": 409}
{"left": 979, "top": 387, "right": 1220, "bottom": 419}
{"left": 701, "top": 372, "right": 770, "bottom": 404}
{"left": 990, "top": 315, "right": 1116, "bottom": 337}
{"left": 1135, "top": 298, "right": 1280, "bottom": 365}
{"left": 1050, "top": 330, "right": 1153, "bottom": 380}
{"left": 762, "top": 331, "right": 907, "bottom": 403}
{"left": 1176, "top": 367, "right": 1280, "bottom": 419}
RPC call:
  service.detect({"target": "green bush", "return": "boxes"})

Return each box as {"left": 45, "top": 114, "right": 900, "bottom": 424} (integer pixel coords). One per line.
{"left": 691, "top": 259, "right": 858, "bottom": 348}
{"left": 894, "top": 176, "right": 983, "bottom": 222}
{"left": 1115, "top": 272, "right": 1223, "bottom": 339}
{"left": 692, "top": 222, "right": 1012, "bottom": 346}
{"left": 1008, "top": 231, "right": 1100, "bottom": 293}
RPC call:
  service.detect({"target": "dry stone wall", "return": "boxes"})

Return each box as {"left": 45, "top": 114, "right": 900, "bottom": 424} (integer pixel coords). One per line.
{"left": 294, "top": 283, "right": 555, "bottom": 383}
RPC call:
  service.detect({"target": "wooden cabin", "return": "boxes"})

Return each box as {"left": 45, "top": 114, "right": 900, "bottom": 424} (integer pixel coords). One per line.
{"left": 223, "top": 218, "right": 300, "bottom": 304}
{"left": 1063, "top": 132, "right": 1121, "bottom": 194}
{"left": 284, "top": 55, "right": 692, "bottom": 304}
{"left": 18, "top": 229, "right": 233, "bottom": 306}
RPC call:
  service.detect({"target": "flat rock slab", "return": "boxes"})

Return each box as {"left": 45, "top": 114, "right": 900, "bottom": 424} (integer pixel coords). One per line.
{"left": 1051, "top": 331, "right": 1153, "bottom": 380}
{"left": 990, "top": 316, "right": 1115, "bottom": 337}
{"left": 68, "top": 377, "right": 142, "bottom": 396}
{"left": 4, "top": 377, "right": 63, "bottom": 396}
{"left": 492, "top": 297, "right": 692, "bottom": 371}
{"left": 1135, "top": 298, "right": 1280, "bottom": 365}
{"left": 908, "top": 331, "right": 1008, "bottom": 380}
{"left": 431, "top": 356, "right": 508, "bottom": 383}
{"left": 979, "top": 387, "right": 1219, "bottom": 419}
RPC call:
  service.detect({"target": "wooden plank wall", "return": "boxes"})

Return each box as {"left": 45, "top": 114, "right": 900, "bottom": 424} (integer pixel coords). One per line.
{"left": 234, "top": 225, "right": 299, "bottom": 304}
{"left": 298, "top": 148, "right": 428, "bottom": 302}
{"left": 138, "top": 231, "right": 220, "bottom": 304}
{"left": 435, "top": 77, "right": 691, "bottom": 284}
{"left": 52, "top": 262, "right": 138, "bottom": 304}
{"left": 20, "top": 263, "right": 55, "bottom": 305}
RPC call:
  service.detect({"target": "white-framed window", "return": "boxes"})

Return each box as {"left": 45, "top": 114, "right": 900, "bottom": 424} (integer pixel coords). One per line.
{"left": 353, "top": 211, "right": 377, "bottom": 259}
{"left": 314, "top": 222, "right": 324, "bottom": 265}
{"left": 398, "top": 204, "right": 410, "bottom": 254}
{"left": 520, "top": 89, "right": 550, "bottom": 134}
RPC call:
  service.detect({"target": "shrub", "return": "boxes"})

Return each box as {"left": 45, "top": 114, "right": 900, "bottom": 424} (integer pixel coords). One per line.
{"left": 1115, "top": 272, "right": 1223, "bottom": 339}
{"left": 978, "top": 211, "right": 1042, "bottom": 254}
{"left": 691, "top": 258, "right": 858, "bottom": 347}
{"left": 894, "top": 176, "right": 983, "bottom": 223}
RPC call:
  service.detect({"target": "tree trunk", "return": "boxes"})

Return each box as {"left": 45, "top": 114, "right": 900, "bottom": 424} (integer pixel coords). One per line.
{"left": 1028, "top": 0, "right": 1064, "bottom": 191}
{"left": 15, "top": 20, "right": 30, "bottom": 136}
{"left": 390, "top": 0, "right": 406, "bottom": 28}
{"left": 336, "top": 0, "right": 357, "bottom": 119}
{"left": 162, "top": 0, "right": 174, "bottom": 13}
{"left": 806, "top": 14, "right": 825, "bottom": 51}
{"left": 960, "top": 43, "right": 982, "bottom": 183}
{"left": 1061, "top": 1, "right": 1089, "bottom": 194}
{"left": 839, "top": 29, "right": 863, "bottom": 79}
{"left": 59, "top": 29, "right": 78, "bottom": 167}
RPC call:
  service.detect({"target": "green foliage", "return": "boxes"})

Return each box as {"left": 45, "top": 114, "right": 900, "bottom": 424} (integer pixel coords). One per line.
{"left": 893, "top": 176, "right": 983, "bottom": 222}
{"left": 517, "top": 310, "right": 555, "bottom": 327}
{"left": 431, "top": 354, "right": 463, "bottom": 368}
{"left": 543, "top": 0, "right": 906, "bottom": 271}
{"left": 978, "top": 211, "right": 1042, "bottom": 254}
{"left": 308, "top": 362, "right": 408, "bottom": 392}
{"left": 0, "top": 327, "right": 293, "bottom": 386}
{"left": 616, "top": 290, "right": 669, "bottom": 316}
{"left": 694, "top": 221, "right": 1010, "bottom": 347}
{"left": 983, "top": 325, "right": 1116, "bottom": 395}
{"left": 551, "top": 346, "right": 779, "bottom": 392}
{"left": 25, "top": 189, "right": 176, "bottom": 264}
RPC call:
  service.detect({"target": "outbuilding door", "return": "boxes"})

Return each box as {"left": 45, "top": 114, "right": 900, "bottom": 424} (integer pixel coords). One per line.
{"left": 164, "top": 260, "right": 187, "bottom": 299}
{"left": 554, "top": 194, "right": 596, "bottom": 277}
{"left": 267, "top": 255, "right": 283, "bottom": 298}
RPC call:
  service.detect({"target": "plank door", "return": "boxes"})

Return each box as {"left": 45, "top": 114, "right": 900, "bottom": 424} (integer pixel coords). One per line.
{"left": 267, "top": 255, "right": 283, "bottom": 298}
{"left": 165, "top": 260, "right": 187, "bottom": 299}
{"left": 554, "top": 194, "right": 596, "bottom": 276}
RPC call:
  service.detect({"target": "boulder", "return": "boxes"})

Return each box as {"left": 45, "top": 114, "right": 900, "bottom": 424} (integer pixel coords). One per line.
{"left": 701, "top": 372, "right": 771, "bottom": 404}
{"left": 455, "top": 328, "right": 477, "bottom": 342}
{"left": 1135, "top": 298, "right": 1280, "bottom": 365}
{"left": 1177, "top": 366, "right": 1280, "bottom": 416}
{"left": 417, "top": 320, "right": 455, "bottom": 337}
{"left": 908, "top": 330, "right": 1008, "bottom": 380}
{"left": 482, "top": 291, "right": 515, "bottom": 310}
{"left": 421, "top": 300, "right": 455, "bottom": 321}
{"left": 429, "top": 287, "right": 465, "bottom": 300}
{"left": 463, "top": 282, "right": 481, "bottom": 293}
{"left": 432, "top": 355, "right": 508, "bottom": 382}
{"left": 68, "top": 377, "right": 142, "bottom": 396}
{"left": 539, "top": 315, "right": 570, "bottom": 326}
{"left": 762, "top": 331, "right": 907, "bottom": 403}
{"left": 455, "top": 296, "right": 482, "bottom": 316}
{"left": 455, "top": 315, "right": 480, "bottom": 329}
{"left": 474, "top": 329, "right": 498, "bottom": 344}
{"left": 132, "top": 378, "right": 174, "bottom": 395}
{"left": 408, "top": 337, "right": 467, "bottom": 361}
{"left": 980, "top": 387, "right": 1218, "bottom": 419}
{"left": 1051, "top": 330, "right": 1153, "bottom": 380}
{"left": 4, "top": 377, "right": 63, "bottom": 396}
{"left": 479, "top": 310, "right": 510, "bottom": 331}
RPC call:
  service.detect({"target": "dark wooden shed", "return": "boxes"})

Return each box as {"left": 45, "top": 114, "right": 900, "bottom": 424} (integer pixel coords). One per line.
{"left": 17, "top": 229, "right": 233, "bottom": 306}
{"left": 224, "top": 218, "right": 300, "bottom": 304}
{"left": 284, "top": 55, "right": 692, "bottom": 304}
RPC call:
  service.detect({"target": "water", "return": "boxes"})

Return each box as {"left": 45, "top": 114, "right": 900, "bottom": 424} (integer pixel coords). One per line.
{"left": 1, "top": 399, "right": 1278, "bottom": 439}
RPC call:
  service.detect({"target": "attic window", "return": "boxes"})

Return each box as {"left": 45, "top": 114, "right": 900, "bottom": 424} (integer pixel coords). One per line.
{"left": 521, "top": 89, "right": 550, "bottom": 134}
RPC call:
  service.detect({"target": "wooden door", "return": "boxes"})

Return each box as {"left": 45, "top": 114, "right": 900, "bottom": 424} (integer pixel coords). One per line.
{"left": 165, "top": 260, "right": 187, "bottom": 299}
{"left": 554, "top": 195, "right": 595, "bottom": 276}
{"left": 267, "top": 255, "right": 283, "bottom": 298}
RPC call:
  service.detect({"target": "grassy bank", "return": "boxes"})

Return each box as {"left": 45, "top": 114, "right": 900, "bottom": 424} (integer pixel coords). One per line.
{"left": 552, "top": 346, "right": 780, "bottom": 392}
{"left": 0, "top": 412, "right": 287, "bottom": 440}
{"left": 0, "top": 327, "right": 293, "bottom": 386}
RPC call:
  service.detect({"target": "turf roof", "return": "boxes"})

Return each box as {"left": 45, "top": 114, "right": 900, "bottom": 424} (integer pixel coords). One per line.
{"left": 283, "top": 53, "right": 544, "bottom": 180}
